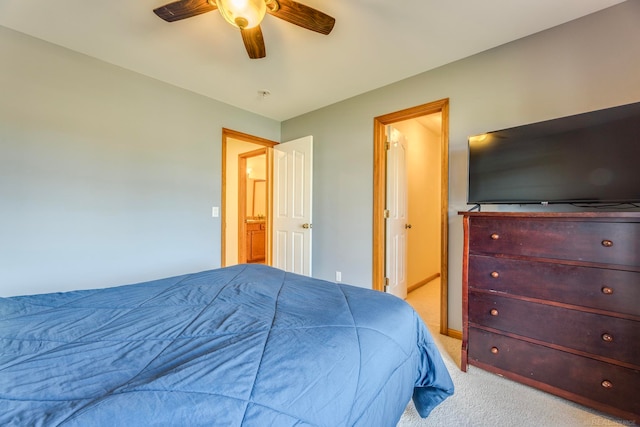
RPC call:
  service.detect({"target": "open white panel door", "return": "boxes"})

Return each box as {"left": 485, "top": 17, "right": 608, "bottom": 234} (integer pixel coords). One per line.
{"left": 273, "top": 136, "right": 313, "bottom": 276}
{"left": 385, "top": 126, "right": 408, "bottom": 298}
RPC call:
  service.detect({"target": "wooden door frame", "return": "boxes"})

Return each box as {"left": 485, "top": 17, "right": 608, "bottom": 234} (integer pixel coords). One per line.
{"left": 373, "top": 99, "right": 451, "bottom": 336}
{"left": 221, "top": 128, "right": 278, "bottom": 267}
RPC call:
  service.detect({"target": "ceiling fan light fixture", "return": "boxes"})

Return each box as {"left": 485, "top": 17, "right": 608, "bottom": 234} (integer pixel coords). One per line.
{"left": 216, "top": 0, "right": 267, "bottom": 29}
{"left": 155, "top": 0, "right": 334, "bottom": 59}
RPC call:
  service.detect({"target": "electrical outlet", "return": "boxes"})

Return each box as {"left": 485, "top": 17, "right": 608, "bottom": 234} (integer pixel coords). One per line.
{"left": 335, "top": 271, "right": 342, "bottom": 282}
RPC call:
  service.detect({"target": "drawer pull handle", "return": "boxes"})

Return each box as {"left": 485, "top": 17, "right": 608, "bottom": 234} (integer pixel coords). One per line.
{"left": 601, "top": 333, "right": 614, "bottom": 343}
{"left": 601, "top": 239, "right": 613, "bottom": 247}
{"left": 490, "top": 233, "right": 500, "bottom": 240}
{"left": 490, "top": 309, "right": 499, "bottom": 316}
{"left": 601, "top": 380, "right": 613, "bottom": 389}
{"left": 490, "top": 347, "right": 499, "bottom": 354}
{"left": 490, "top": 271, "right": 499, "bottom": 278}
{"left": 601, "top": 286, "right": 614, "bottom": 295}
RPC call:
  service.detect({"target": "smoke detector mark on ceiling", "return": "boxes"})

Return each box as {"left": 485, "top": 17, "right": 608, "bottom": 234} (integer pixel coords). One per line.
{"left": 258, "top": 89, "right": 271, "bottom": 99}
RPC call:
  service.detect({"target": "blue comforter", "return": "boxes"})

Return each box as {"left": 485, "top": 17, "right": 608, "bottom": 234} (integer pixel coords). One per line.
{"left": 0, "top": 264, "right": 453, "bottom": 426}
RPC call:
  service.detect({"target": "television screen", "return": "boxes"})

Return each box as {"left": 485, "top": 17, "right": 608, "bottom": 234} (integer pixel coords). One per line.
{"left": 467, "top": 101, "right": 640, "bottom": 205}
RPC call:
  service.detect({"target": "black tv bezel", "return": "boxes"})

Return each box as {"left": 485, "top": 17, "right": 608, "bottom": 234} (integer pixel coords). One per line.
{"left": 466, "top": 101, "right": 640, "bottom": 207}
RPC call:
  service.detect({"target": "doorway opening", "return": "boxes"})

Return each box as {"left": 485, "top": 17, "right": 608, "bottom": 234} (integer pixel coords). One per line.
{"left": 372, "top": 99, "right": 451, "bottom": 336}
{"left": 221, "top": 128, "right": 278, "bottom": 267}
{"left": 238, "top": 149, "right": 267, "bottom": 264}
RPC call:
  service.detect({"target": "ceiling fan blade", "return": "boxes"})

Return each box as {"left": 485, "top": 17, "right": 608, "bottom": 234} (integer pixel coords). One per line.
{"left": 153, "top": 0, "right": 217, "bottom": 22}
{"left": 241, "top": 26, "right": 266, "bottom": 59}
{"left": 268, "top": 0, "right": 335, "bottom": 35}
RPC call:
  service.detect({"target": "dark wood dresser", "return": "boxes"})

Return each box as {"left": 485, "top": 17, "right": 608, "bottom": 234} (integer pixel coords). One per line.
{"left": 460, "top": 212, "right": 640, "bottom": 422}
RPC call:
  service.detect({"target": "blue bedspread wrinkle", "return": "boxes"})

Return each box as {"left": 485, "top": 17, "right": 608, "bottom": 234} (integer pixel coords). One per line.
{"left": 0, "top": 264, "right": 453, "bottom": 426}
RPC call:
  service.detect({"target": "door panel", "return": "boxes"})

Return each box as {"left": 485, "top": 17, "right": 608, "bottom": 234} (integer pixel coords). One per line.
{"left": 272, "top": 136, "right": 313, "bottom": 276}
{"left": 386, "top": 126, "right": 408, "bottom": 298}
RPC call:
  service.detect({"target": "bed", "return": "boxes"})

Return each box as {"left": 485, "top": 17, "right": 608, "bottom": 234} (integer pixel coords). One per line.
{"left": 0, "top": 264, "right": 453, "bottom": 426}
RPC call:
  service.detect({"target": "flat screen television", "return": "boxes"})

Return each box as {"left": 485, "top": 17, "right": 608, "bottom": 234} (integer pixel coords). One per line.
{"left": 467, "top": 101, "right": 640, "bottom": 206}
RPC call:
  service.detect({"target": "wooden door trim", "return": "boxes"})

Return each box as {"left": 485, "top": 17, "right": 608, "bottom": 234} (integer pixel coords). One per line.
{"left": 372, "top": 99, "right": 451, "bottom": 335}
{"left": 221, "top": 128, "right": 277, "bottom": 267}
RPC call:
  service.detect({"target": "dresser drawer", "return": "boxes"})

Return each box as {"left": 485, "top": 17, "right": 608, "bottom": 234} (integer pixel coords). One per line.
{"left": 468, "top": 217, "right": 640, "bottom": 268}
{"left": 469, "top": 291, "right": 640, "bottom": 366}
{"left": 469, "top": 327, "right": 640, "bottom": 417}
{"left": 468, "top": 255, "right": 640, "bottom": 316}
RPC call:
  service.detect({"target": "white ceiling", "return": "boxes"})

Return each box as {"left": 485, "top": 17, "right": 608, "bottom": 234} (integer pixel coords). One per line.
{"left": 0, "top": 0, "right": 626, "bottom": 121}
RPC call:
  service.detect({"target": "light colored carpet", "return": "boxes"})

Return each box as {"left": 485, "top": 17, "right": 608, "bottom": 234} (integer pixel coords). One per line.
{"left": 397, "top": 281, "right": 632, "bottom": 427}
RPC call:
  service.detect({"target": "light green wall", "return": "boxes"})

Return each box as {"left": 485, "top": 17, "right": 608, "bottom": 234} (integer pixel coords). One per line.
{"left": 0, "top": 26, "right": 280, "bottom": 296}
{"left": 281, "top": 1, "right": 640, "bottom": 331}
{"left": 2, "top": 2, "right": 639, "bottom": 330}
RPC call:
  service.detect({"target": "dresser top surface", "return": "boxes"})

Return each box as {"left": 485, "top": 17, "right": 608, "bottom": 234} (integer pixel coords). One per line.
{"left": 459, "top": 211, "right": 640, "bottom": 220}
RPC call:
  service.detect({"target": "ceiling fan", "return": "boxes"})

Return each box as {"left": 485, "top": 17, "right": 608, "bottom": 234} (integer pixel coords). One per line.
{"left": 153, "top": 0, "right": 335, "bottom": 59}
